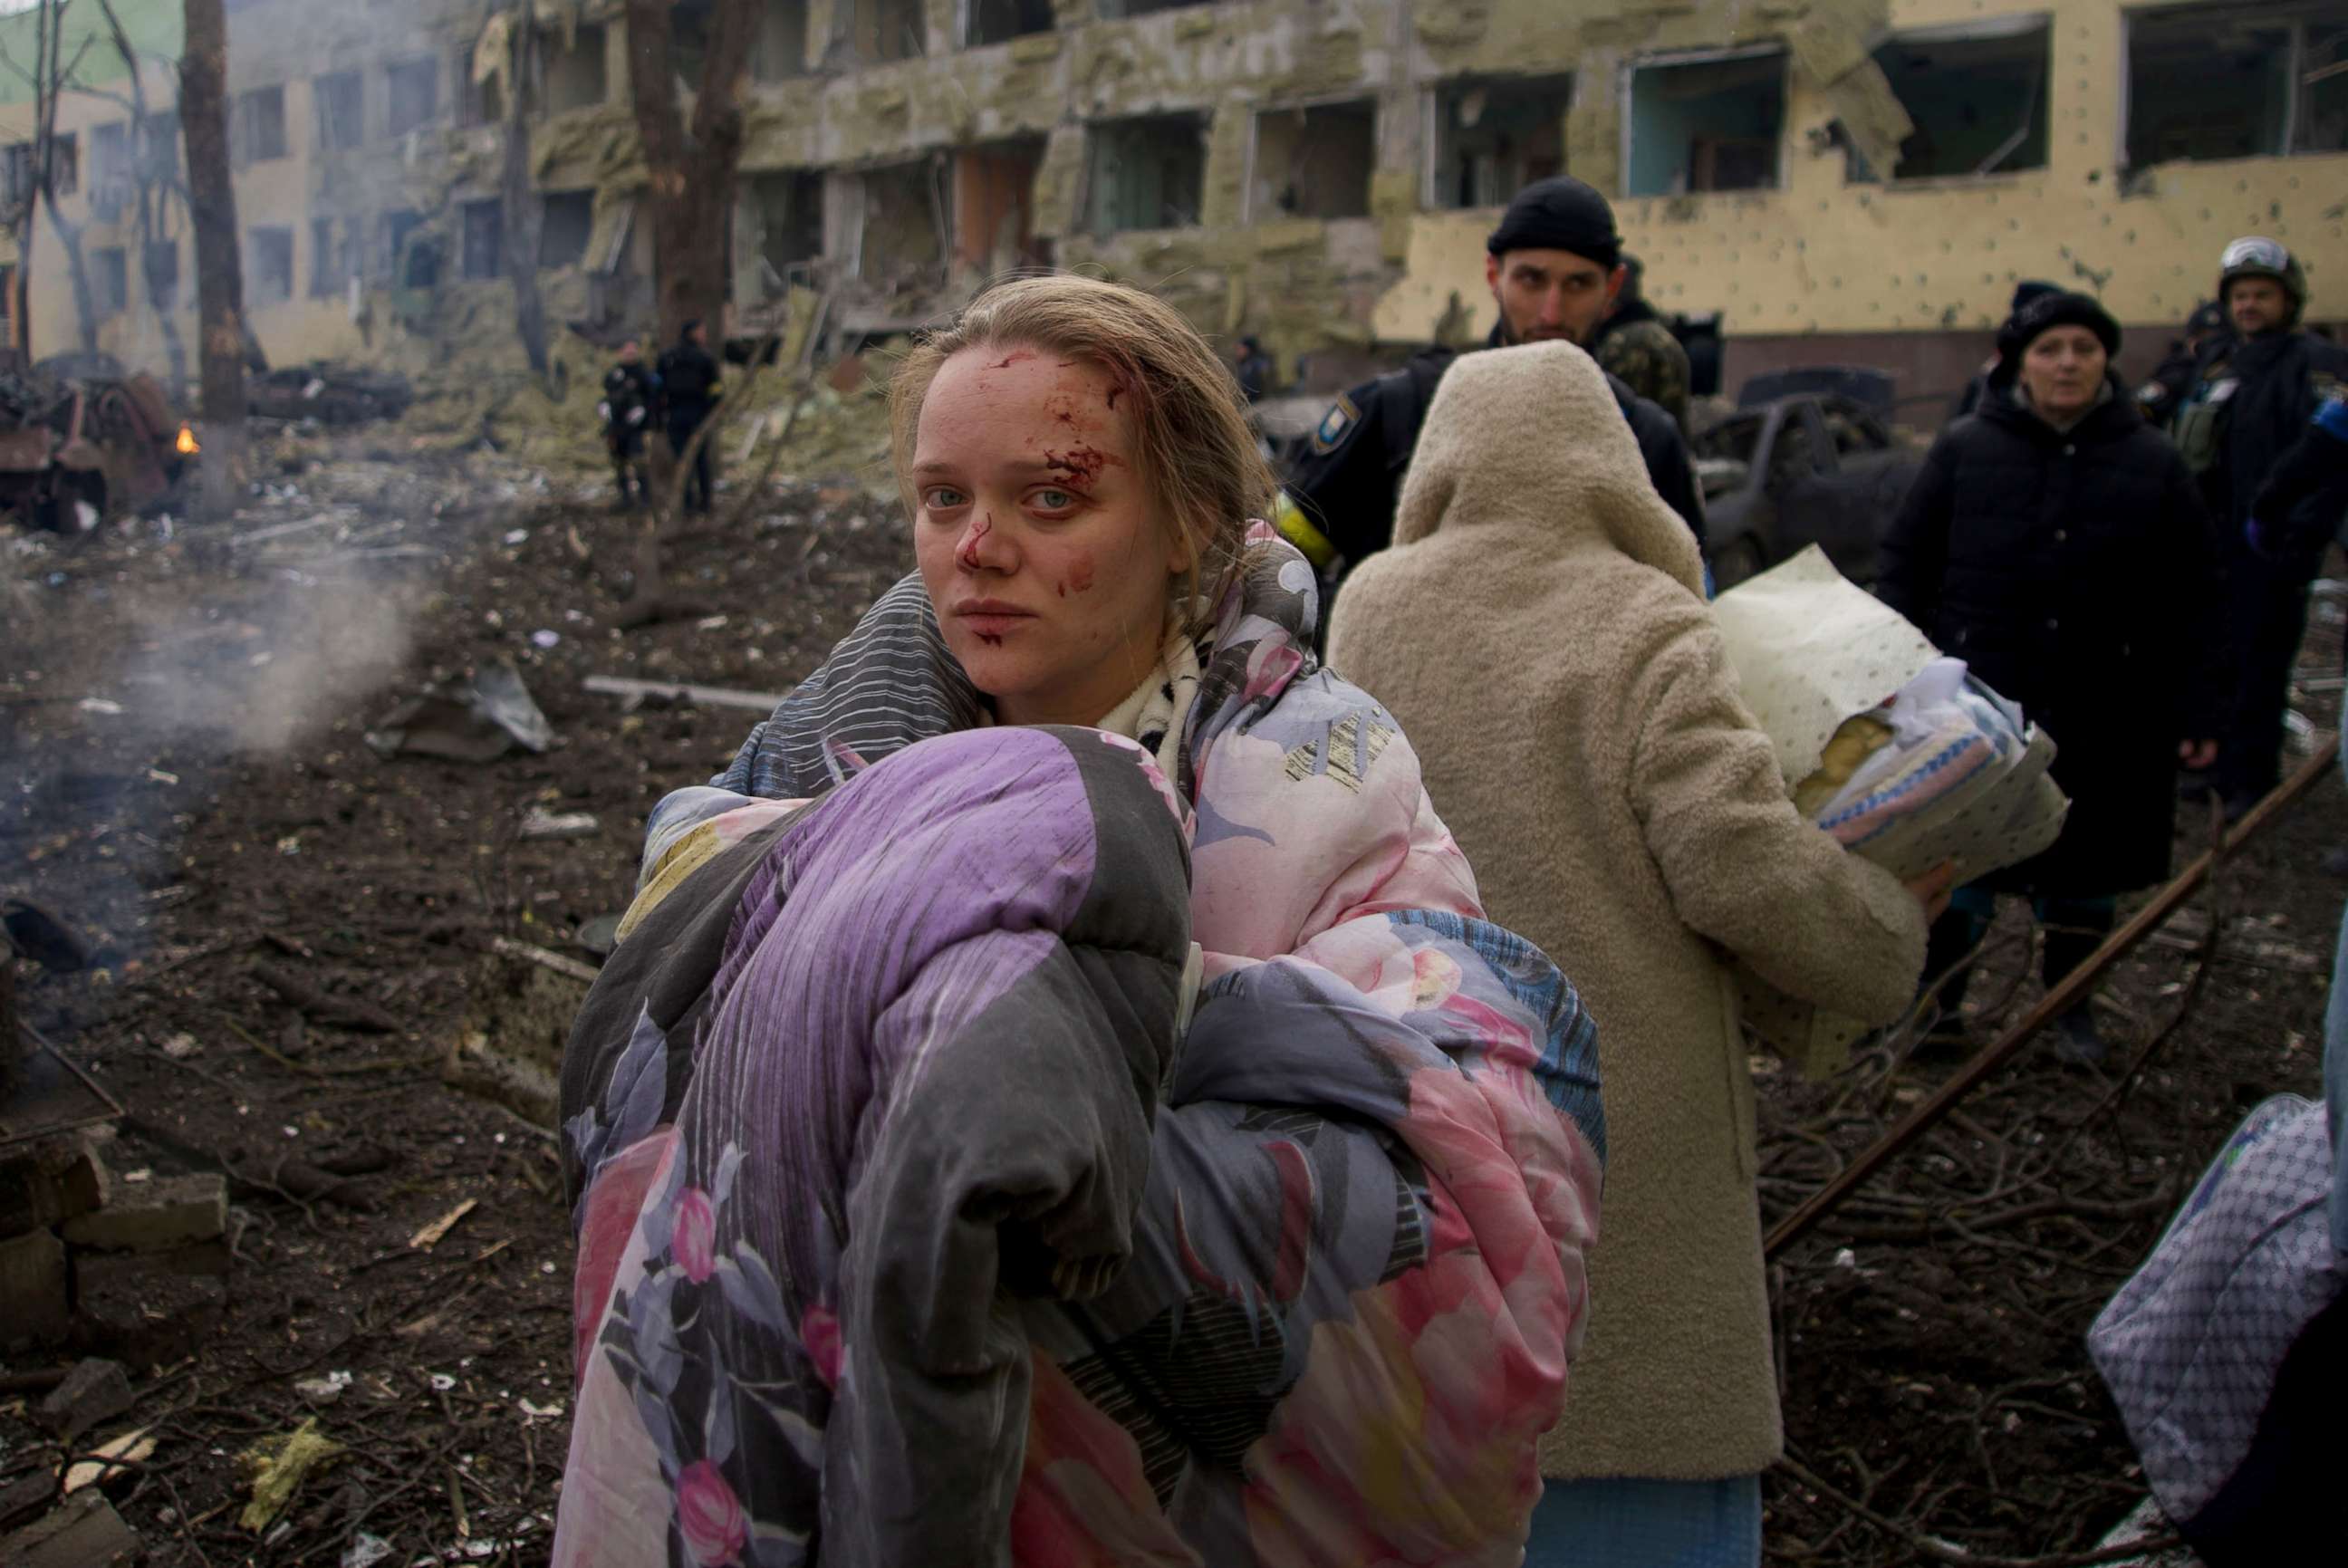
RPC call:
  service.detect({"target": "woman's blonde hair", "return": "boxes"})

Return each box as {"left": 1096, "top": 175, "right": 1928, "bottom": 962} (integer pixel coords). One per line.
{"left": 890, "top": 274, "right": 1278, "bottom": 631}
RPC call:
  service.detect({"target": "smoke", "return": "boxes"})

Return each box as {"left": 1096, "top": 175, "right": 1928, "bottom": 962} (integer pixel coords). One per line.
{"left": 118, "top": 578, "right": 421, "bottom": 755}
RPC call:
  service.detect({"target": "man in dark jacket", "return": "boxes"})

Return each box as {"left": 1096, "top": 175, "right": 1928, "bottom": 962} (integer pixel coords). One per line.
{"left": 2135, "top": 300, "right": 2228, "bottom": 428}
{"left": 2173, "top": 237, "right": 2348, "bottom": 818}
{"left": 657, "top": 318, "right": 723, "bottom": 515}
{"left": 1592, "top": 255, "right": 1691, "bottom": 430}
{"left": 1282, "top": 178, "right": 1704, "bottom": 598}
{"left": 1881, "top": 292, "right": 2224, "bottom": 1062}
{"left": 601, "top": 338, "right": 659, "bottom": 510}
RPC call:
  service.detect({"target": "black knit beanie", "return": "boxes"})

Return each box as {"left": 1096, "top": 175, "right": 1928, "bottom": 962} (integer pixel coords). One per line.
{"left": 1487, "top": 178, "right": 1622, "bottom": 270}
{"left": 1996, "top": 292, "right": 2121, "bottom": 376}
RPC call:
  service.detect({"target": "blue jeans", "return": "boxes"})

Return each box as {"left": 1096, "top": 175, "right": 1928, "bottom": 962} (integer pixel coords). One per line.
{"left": 1524, "top": 1475, "right": 1764, "bottom": 1567}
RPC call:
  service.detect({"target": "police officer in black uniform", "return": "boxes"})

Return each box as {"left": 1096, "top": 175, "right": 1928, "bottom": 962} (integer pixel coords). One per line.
{"left": 1283, "top": 178, "right": 1704, "bottom": 599}
{"left": 600, "top": 337, "right": 659, "bottom": 510}
{"left": 657, "top": 318, "right": 723, "bottom": 515}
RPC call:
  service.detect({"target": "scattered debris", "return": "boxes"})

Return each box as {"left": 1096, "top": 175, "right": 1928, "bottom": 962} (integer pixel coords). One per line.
{"left": 237, "top": 1418, "right": 348, "bottom": 1532}
{"left": 519, "top": 807, "right": 599, "bottom": 840}
{"left": 293, "top": 1370, "right": 354, "bottom": 1403}
{"left": 582, "top": 672, "right": 793, "bottom": 714}
{"left": 34, "top": 1358, "right": 134, "bottom": 1446}
{"left": 409, "top": 1198, "right": 478, "bottom": 1252}
{"left": 62, "top": 1426, "right": 154, "bottom": 1495}
{"left": 62, "top": 1172, "right": 228, "bottom": 1253}
{"left": 368, "top": 659, "right": 553, "bottom": 762}
{"left": 251, "top": 961, "right": 404, "bottom": 1035}
{"left": 0, "top": 1487, "right": 141, "bottom": 1568}
{"left": 248, "top": 363, "right": 414, "bottom": 427}
{"left": 487, "top": 935, "right": 601, "bottom": 985}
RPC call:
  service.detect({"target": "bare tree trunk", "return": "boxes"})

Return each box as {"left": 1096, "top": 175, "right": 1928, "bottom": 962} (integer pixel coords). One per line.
{"left": 500, "top": 17, "right": 548, "bottom": 376}
{"left": 42, "top": 202, "right": 100, "bottom": 355}
{"left": 180, "top": 0, "right": 245, "bottom": 519}
{"left": 622, "top": 0, "right": 761, "bottom": 347}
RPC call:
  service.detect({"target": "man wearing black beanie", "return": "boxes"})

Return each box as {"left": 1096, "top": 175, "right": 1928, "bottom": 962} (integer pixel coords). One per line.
{"left": 1282, "top": 177, "right": 1704, "bottom": 609}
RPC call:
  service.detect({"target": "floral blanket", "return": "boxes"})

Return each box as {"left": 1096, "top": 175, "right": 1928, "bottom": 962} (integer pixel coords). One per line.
{"left": 553, "top": 535, "right": 1607, "bottom": 1567}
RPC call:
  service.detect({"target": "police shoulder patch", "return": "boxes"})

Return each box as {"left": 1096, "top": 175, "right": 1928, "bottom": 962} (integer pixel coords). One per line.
{"left": 1312, "top": 392, "right": 1361, "bottom": 454}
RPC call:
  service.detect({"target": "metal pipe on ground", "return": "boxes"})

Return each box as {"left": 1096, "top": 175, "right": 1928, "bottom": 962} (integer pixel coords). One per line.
{"left": 1765, "top": 739, "right": 2340, "bottom": 1261}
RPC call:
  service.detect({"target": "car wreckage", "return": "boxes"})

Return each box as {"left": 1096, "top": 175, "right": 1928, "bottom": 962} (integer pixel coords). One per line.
{"left": 0, "top": 359, "right": 194, "bottom": 532}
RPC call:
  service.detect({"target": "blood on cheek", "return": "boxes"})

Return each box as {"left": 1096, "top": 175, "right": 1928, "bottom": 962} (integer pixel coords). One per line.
{"left": 1055, "top": 550, "right": 1097, "bottom": 599}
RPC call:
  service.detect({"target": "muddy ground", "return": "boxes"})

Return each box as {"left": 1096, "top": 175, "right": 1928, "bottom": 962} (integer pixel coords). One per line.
{"left": 2, "top": 425, "right": 2341, "bottom": 1566}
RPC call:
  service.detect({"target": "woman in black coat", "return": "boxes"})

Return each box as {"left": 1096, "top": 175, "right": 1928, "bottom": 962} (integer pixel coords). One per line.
{"left": 1879, "top": 292, "right": 2224, "bottom": 1063}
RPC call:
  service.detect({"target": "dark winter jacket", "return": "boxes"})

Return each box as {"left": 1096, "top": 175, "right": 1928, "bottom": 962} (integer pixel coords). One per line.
{"left": 2177, "top": 330, "right": 2348, "bottom": 567}
{"left": 1285, "top": 330, "right": 1705, "bottom": 576}
{"left": 2251, "top": 396, "right": 2348, "bottom": 560}
{"left": 1878, "top": 387, "right": 2224, "bottom": 894}
{"left": 656, "top": 340, "right": 722, "bottom": 426}
{"left": 601, "top": 362, "right": 658, "bottom": 429}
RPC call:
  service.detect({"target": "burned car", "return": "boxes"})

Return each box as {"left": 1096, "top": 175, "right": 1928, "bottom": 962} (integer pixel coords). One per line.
{"left": 0, "top": 360, "right": 193, "bottom": 532}
{"left": 1695, "top": 388, "right": 1922, "bottom": 590}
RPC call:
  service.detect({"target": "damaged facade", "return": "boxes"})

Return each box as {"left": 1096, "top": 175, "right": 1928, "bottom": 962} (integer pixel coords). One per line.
{"left": 3, "top": 0, "right": 2344, "bottom": 398}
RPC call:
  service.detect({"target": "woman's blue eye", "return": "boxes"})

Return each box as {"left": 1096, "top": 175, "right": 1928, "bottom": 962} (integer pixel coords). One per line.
{"left": 927, "top": 487, "right": 967, "bottom": 509}
{"left": 1034, "top": 489, "right": 1075, "bottom": 510}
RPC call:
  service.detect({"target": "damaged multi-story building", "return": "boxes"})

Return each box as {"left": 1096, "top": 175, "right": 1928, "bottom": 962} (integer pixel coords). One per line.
{"left": 3, "top": 0, "right": 2343, "bottom": 400}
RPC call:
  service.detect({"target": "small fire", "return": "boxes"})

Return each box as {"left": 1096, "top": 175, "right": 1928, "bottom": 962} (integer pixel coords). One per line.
{"left": 176, "top": 425, "right": 199, "bottom": 456}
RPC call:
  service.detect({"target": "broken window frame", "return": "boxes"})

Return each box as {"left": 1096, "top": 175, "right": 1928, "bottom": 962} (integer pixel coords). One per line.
{"left": 139, "top": 113, "right": 178, "bottom": 178}
{"left": 461, "top": 197, "right": 505, "bottom": 281}
{"left": 144, "top": 239, "right": 180, "bottom": 313}
{"left": 961, "top": 0, "right": 1056, "bottom": 49}
{"left": 542, "top": 23, "right": 611, "bottom": 113}
{"left": 539, "top": 189, "right": 597, "bottom": 271}
{"left": 1423, "top": 72, "right": 1573, "bottom": 210}
{"left": 852, "top": 0, "right": 929, "bottom": 65}
{"left": 1851, "top": 15, "right": 2052, "bottom": 185}
{"left": 315, "top": 69, "right": 365, "bottom": 153}
{"left": 386, "top": 57, "right": 441, "bottom": 139}
{"left": 1095, "top": 0, "right": 1217, "bottom": 17}
{"left": 1620, "top": 43, "right": 1790, "bottom": 198}
{"left": 1084, "top": 112, "right": 1209, "bottom": 237}
{"left": 50, "top": 131, "right": 78, "bottom": 196}
{"left": 1246, "top": 96, "right": 1379, "bottom": 223}
{"left": 247, "top": 225, "right": 296, "bottom": 308}
{"left": 753, "top": 0, "right": 811, "bottom": 79}
{"left": 93, "top": 245, "right": 129, "bottom": 318}
{"left": 235, "top": 84, "right": 289, "bottom": 166}
{"left": 2122, "top": 2, "right": 2348, "bottom": 168}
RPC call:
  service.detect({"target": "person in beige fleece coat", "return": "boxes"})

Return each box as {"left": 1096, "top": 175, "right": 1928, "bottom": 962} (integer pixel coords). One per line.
{"left": 1325, "top": 341, "right": 1937, "bottom": 1565}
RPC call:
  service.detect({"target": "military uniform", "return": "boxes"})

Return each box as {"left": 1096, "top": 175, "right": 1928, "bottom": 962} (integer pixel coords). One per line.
{"left": 1592, "top": 306, "right": 1691, "bottom": 431}
{"left": 601, "top": 360, "right": 659, "bottom": 508}
{"left": 1283, "top": 331, "right": 1706, "bottom": 592}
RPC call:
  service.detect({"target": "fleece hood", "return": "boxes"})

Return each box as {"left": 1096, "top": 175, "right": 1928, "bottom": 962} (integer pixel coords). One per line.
{"left": 1392, "top": 341, "right": 1706, "bottom": 595}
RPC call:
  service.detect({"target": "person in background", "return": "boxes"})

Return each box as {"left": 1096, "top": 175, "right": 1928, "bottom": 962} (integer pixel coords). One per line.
{"left": 1283, "top": 178, "right": 1703, "bottom": 600}
{"left": 2172, "top": 237, "right": 2348, "bottom": 821}
{"left": 657, "top": 318, "right": 723, "bottom": 516}
{"left": 1328, "top": 340, "right": 1939, "bottom": 1568}
{"left": 1949, "top": 279, "right": 2061, "bottom": 420}
{"left": 1230, "top": 333, "right": 1273, "bottom": 403}
{"left": 2136, "top": 300, "right": 2228, "bottom": 427}
{"left": 600, "top": 339, "right": 659, "bottom": 511}
{"left": 1880, "top": 292, "right": 2223, "bottom": 1064}
{"left": 1592, "top": 254, "right": 1693, "bottom": 430}
{"left": 2246, "top": 393, "right": 2348, "bottom": 873}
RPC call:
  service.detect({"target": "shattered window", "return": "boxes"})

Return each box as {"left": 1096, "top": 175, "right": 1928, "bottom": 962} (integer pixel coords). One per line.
{"left": 248, "top": 225, "right": 295, "bottom": 307}
{"left": 387, "top": 57, "right": 440, "bottom": 137}
{"left": 854, "top": 0, "right": 926, "bottom": 64}
{"left": 1087, "top": 114, "right": 1207, "bottom": 236}
{"left": 544, "top": 24, "right": 610, "bottom": 112}
{"left": 5, "top": 142, "right": 34, "bottom": 207}
{"left": 2122, "top": 4, "right": 2348, "bottom": 165}
{"left": 140, "top": 113, "right": 178, "bottom": 178}
{"left": 462, "top": 197, "right": 505, "bottom": 280}
{"left": 316, "top": 70, "right": 364, "bottom": 151}
{"left": 856, "top": 159, "right": 946, "bottom": 286}
{"left": 0, "top": 265, "right": 13, "bottom": 320}
{"left": 94, "top": 246, "right": 129, "bottom": 318}
{"left": 1432, "top": 74, "right": 1570, "bottom": 209}
{"left": 457, "top": 45, "right": 503, "bottom": 127}
{"left": 144, "top": 240, "right": 179, "bottom": 313}
{"left": 1098, "top": 0, "right": 1215, "bottom": 16}
{"left": 51, "top": 131, "right": 78, "bottom": 195}
{"left": 236, "top": 85, "right": 288, "bottom": 165}
{"left": 541, "top": 189, "right": 595, "bottom": 270}
{"left": 968, "top": 0, "right": 1054, "bottom": 47}
{"left": 380, "top": 208, "right": 431, "bottom": 286}
{"left": 311, "top": 217, "right": 361, "bottom": 298}
{"left": 1252, "top": 101, "right": 1377, "bottom": 221}
{"left": 91, "top": 121, "right": 130, "bottom": 188}
{"left": 755, "top": 0, "right": 810, "bottom": 79}
{"left": 1625, "top": 49, "right": 1786, "bottom": 197}
{"left": 752, "top": 169, "right": 824, "bottom": 292}
{"left": 950, "top": 139, "right": 1047, "bottom": 273}
{"left": 1863, "top": 22, "right": 2049, "bottom": 180}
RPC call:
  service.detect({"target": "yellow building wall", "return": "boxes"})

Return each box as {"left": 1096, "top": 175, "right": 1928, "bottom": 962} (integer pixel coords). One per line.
{"left": 1376, "top": 0, "right": 2348, "bottom": 341}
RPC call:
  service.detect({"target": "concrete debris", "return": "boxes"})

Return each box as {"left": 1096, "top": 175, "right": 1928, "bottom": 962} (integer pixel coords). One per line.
{"left": 0, "top": 1488, "right": 141, "bottom": 1568}
{"left": 0, "top": 1227, "right": 72, "bottom": 1350}
{"left": 63, "top": 1171, "right": 229, "bottom": 1253}
{"left": 237, "top": 1418, "right": 348, "bottom": 1533}
{"left": 520, "top": 807, "right": 600, "bottom": 840}
{"left": 0, "top": 1132, "right": 111, "bottom": 1235}
{"left": 367, "top": 657, "right": 553, "bottom": 762}
{"left": 34, "top": 1357, "right": 135, "bottom": 1446}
